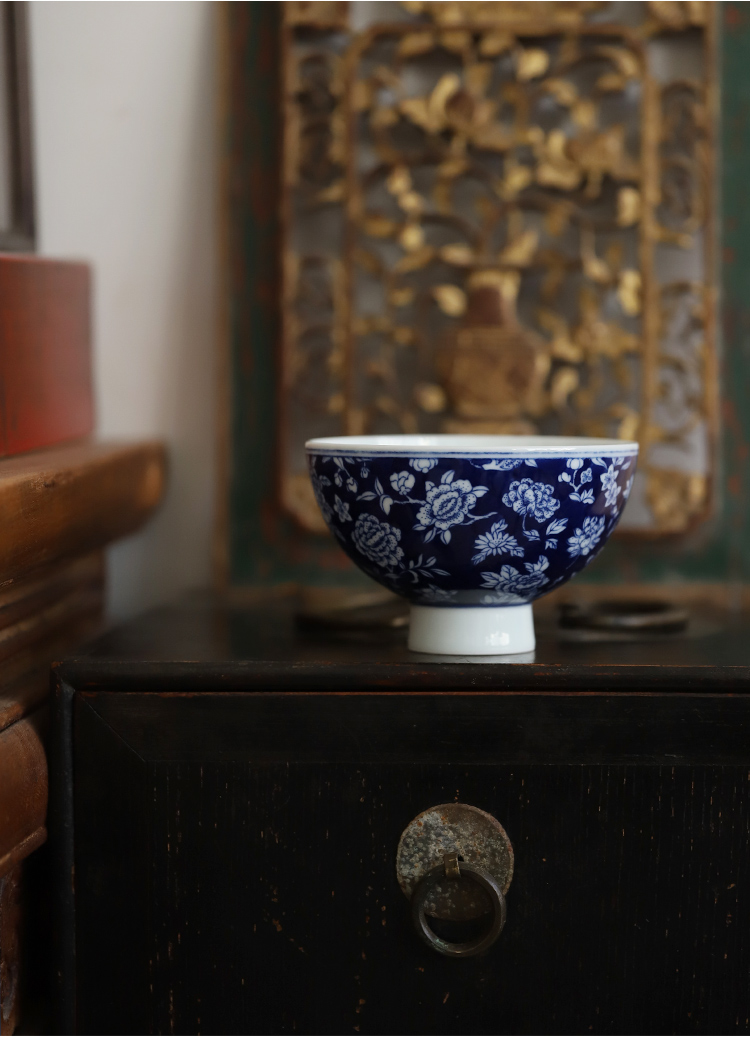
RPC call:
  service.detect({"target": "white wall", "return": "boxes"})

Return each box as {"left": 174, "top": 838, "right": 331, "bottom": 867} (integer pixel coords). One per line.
{"left": 29, "top": 1, "right": 217, "bottom": 619}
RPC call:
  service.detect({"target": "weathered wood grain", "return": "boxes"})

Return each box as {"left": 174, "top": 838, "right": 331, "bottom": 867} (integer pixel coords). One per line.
{"left": 52, "top": 596, "right": 750, "bottom": 1033}
{"left": 68, "top": 696, "right": 750, "bottom": 1035}
{"left": 0, "top": 711, "right": 46, "bottom": 877}
{"left": 0, "top": 553, "right": 104, "bottom": 734}
{"left": 0, "top": 440, "right": 166, "bottom": 583}
{"left": 0, "top": 865, "right": 22, "bottom": 1035}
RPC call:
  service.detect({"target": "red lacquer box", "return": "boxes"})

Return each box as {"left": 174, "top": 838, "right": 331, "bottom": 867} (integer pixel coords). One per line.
{"left": 0, "top": 255, "right": 93, "bottom": 456}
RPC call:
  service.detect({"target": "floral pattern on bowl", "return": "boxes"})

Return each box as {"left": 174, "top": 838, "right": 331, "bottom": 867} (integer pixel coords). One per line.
{"left": 306, "top": 449, "right": 637, "bottom": 607}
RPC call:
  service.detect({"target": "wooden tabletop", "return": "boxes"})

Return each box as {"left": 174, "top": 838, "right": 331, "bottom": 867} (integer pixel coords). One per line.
{"left": 57, "top": 593, "right": 750, "bottom": 694}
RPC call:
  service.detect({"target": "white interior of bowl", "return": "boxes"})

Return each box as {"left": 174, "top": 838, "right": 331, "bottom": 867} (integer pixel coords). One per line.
{"left": 306, "top": 434, "right": 639, "bottom": 457}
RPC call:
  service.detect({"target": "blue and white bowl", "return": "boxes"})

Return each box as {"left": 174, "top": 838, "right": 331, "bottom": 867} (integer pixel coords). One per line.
{"left": 306, "top": 436, "right": 638, "bottom": 656}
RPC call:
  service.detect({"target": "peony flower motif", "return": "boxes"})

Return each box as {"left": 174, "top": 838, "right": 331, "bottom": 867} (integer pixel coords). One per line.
{"left": 390, "top": 470, "right": 416, "bottom": 496}
{"left": 566, "top": 458, "right": 584, "bottom": 470}
{"left": 352, "top": 513, "right": 404, "bottom": 568}
{"left": 502, "top": 479, "right": 560, "bottom": 523}
{"left": 333, "top": 495, "right": 352, "bottom": 523}
{"left": 414, "top": 470, "right": 488, "bottom": 543}
{"left": 311, "top": 469, "right": 333, "bottom": 523}
{"left": 567, "top": 515, "right": 606, "bottom": 558}
{"left": 480, "top": 556, "right": 550, "bottom": 602}
{"left": 600, "top": 464, "right": 621, "bottom": 509}
{"left": 410, "top": 457, "right": 438, "bottom": 473}
{"left": 472, "top": 519, "right": 524, "bottom": 565}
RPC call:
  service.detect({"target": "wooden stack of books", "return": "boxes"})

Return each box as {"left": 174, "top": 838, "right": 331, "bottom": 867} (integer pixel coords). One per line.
{"left": 0, "top": 255, "right": 165, "bottom": 1034}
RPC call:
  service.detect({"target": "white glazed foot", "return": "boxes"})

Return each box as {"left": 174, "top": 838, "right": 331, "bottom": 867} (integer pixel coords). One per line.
{"left": 408, "top": 603, "right": 535, "bottom": 656}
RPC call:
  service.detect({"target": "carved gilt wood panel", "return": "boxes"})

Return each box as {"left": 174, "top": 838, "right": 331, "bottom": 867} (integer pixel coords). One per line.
{"left": 279, "top": 1, "right": 716, "bottom": 537}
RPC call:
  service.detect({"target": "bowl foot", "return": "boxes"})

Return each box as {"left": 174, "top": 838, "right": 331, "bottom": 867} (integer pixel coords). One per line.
{"left": 408, "top": 603, "right": 535, "bottom": 656}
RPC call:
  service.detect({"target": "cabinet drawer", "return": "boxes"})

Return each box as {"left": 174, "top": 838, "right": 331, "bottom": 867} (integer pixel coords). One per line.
{"left": 59, "top": 692, "right": 750, "bottom": 1034}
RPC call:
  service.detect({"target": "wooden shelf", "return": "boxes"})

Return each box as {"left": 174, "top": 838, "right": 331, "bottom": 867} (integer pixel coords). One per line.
{"left": 0, "top": 439, "right": 166, "bottom": 583}
{"left": 0, "top": 438, "right": 168, "bottom": 1034}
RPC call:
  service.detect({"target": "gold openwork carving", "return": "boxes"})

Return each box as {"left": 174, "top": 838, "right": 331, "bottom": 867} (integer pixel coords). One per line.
{"left": 279, "top": 1, "right": 716, "bottom": 536}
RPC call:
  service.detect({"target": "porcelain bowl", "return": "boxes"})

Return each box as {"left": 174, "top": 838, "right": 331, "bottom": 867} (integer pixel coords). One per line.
{"left": 306, "top": 435, "right": 638, "bottom": 656}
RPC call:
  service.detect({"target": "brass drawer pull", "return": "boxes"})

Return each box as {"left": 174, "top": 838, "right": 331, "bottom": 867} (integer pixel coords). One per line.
{"left": 397, "top": 802, "right": 513, "bottom": 957}
{"left": 411, "top": 852, "right": 507, "bottom": 958}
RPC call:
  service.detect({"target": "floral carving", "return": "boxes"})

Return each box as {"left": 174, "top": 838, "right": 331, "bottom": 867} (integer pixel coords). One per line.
{"left": 282, "top": 5, "right": 714, "bottom": 538}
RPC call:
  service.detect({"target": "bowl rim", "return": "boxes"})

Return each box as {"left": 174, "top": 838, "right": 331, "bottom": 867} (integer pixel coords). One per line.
{"left": 306, "top": 434, "right": 639, "bottom": 457}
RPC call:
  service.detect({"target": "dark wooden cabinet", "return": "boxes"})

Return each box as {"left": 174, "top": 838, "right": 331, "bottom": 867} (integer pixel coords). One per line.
{"left": 51, "top": 598, "right": 750, "bottom": 1034}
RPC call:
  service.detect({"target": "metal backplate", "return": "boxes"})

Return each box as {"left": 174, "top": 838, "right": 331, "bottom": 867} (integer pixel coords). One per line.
{"left": 396, "top": 803, "right": 513, "bottom": 921}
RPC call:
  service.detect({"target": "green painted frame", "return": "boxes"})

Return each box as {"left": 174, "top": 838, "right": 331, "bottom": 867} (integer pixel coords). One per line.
{"left": 219, "top": 1, "right": 750, "bottom": 593}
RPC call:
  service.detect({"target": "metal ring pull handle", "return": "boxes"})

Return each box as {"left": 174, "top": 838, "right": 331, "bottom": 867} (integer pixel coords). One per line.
{"left": 411, "top": 853, "right": 507, "bottom": 958}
